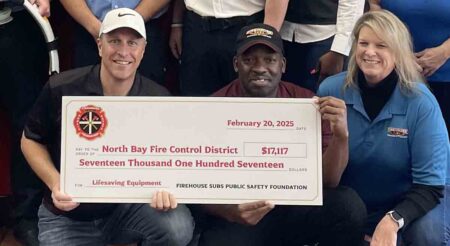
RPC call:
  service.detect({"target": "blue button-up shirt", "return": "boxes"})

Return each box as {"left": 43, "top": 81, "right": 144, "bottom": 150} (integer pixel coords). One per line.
{"left": 86, "top": 0, "right": 167, "bottom": 21}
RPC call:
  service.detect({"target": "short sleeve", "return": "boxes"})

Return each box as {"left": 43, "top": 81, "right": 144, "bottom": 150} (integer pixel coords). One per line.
{"left": 23, "top": 83, "right": 54, "bottom": 144}
{"left": 409, "top": 92, "right": 448, "bottom": 186}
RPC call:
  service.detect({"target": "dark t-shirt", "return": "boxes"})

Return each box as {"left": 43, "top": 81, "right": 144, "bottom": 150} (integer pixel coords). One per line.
{"left": 212, "top": 79, "right": 332, "bottom": 152}
{"left": 24, "top": 65, "right": 170, "bottom": 220}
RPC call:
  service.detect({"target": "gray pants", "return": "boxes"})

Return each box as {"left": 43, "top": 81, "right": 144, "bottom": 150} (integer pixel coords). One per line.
{"left": 38, "top": 203, "right": 194, "bottom": 246}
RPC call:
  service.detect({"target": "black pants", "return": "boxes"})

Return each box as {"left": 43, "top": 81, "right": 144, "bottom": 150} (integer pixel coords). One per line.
{"left": 196, "top": 186, "right": 367, "bottom": 246}
{"left": 0, "top": 10, "right": 46, "bottom": 220}
{"left": 282, "top": 37, "right": 334, "bottom": 93}
{"left": 179, "top": 11, "right": 263, "bottom": 96}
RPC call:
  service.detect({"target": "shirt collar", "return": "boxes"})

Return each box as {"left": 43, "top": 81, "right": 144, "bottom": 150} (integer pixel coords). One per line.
{"left": 344, "top": 74, "right": 409, "bottom": 121}
{"left": 83, "top": 65, "right": 142, "bottom": 96}
{"left": 84, "top": 65, "right": 103, "bottom": 96}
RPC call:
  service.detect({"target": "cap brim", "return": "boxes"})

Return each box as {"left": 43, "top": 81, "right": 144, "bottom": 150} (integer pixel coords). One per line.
{"left": 237, "top": 40, "right": 282, "bottom": 55}
{"left": 100, "top": 24, "right": 146, "bottom": 40}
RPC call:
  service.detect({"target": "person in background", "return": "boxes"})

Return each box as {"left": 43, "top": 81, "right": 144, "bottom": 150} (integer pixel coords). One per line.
{"left": 280, "top": 0, "right": 365, "bottom": 92}
{"left": 0, "top": 0, "right": 50, "bottom": 244}
{"left": 169, "top": 0, "right": 289, "bottom": 96}
{"left": 369, "top": 0, "right": 450, "bottom": 137}
{"left": 318, "top": 10, "right": 449, "bottom": 246}
{"left": 20, "top": 8, "right": 194, "bottom": 245}
{"left": 193, "top": 23, "right": 366, "bottom": 246}
{"left": 60, "top": 0, "right": 171, "bottom": 84}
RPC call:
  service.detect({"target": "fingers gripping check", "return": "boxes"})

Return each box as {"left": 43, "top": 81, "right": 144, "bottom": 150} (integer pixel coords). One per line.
{"left": 316, "top": 96, "right": 349, "bottom": 139}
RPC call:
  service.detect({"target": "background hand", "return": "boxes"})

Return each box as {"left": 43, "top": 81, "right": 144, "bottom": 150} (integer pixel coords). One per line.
{"left": 316, "top": 51, "right": 344, "bottom": 83}
{"left": 224, "top": 200, "right": 274, "bottom": 225}
{"left": 28, "top": 0, "right": 51, "bottom": 17}
{"left": 169, "top": 26, "right": 183, "bottom": 59}
{"left": 416, "top": 46, "right": 449, "bottom": 77}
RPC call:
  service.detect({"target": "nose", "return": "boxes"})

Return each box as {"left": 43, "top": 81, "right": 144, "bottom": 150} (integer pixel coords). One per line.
{"left": 364, "top": 44, "right": 377, "bottom": 56}
{"left": 251, "top": 59, "right": 267, "bottom": 73}
{"left": 116, "top": 43, "right": 130, "bottom": 57}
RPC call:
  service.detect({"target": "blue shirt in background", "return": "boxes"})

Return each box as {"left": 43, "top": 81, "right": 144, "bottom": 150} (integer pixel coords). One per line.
{"left": 381, "top": 0, "right": 450, "bottom": 83}
{"left": 86, "top": 0, "right": 167, "bottom": 21}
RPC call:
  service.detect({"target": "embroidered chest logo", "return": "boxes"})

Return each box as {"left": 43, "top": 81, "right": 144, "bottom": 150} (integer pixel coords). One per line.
{"left": 73, "top": 105, "right": 108, "bottom": 140}
{"left": 387, "top": 127, "right": 408, "bottom": 138}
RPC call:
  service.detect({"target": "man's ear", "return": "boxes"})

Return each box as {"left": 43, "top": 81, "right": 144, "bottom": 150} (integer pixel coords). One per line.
{"left": 233, "top": 56, "right": 239, "bottom": 72}
{"left": 281, "top": 56, "right": 286, "bottom": 73}
{"left": 97, "top": 37, "right": 102, "bottom": 58}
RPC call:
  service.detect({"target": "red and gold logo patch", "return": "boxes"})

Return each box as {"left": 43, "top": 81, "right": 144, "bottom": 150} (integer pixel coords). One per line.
{"left": 73, "top": 105, "right": 107, "bottom": 140}
{"left": 246, "top": 28, "right": 273, "bottom": 38}
{"left": 387, "top": 127, "right": 408, "bottom": 138}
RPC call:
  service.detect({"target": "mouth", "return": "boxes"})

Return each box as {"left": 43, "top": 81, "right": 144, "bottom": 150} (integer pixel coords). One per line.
{"left": 249, "top": 78, "right": 270, "bottom": 86}
{"left": 363, "top": 59, "right": 380, "bottom": 64}
{"left": 113, "top": 60, "right": 132, "bottom": 65}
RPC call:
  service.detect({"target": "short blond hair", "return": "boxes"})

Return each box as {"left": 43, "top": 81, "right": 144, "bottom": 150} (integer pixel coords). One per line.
{"left": 345, "top": 10, "right": 423, "bottom": 91}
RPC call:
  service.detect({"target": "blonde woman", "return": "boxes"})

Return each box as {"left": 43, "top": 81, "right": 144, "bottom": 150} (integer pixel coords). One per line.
{"left": 318, "top": 10, "right": 449, "bottom": 246}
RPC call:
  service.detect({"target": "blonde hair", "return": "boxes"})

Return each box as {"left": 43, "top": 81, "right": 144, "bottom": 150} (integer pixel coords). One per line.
{"left": 345, "top": 10, "right": 423, "bottom": 91}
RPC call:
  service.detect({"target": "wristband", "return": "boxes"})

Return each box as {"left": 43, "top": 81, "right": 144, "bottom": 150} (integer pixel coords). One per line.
{"left": 386, "top": 210, "right": 404, "bottom": 229}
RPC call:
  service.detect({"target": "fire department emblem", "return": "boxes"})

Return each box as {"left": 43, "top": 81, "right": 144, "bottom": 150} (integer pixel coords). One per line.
{"left": 73, "top": 105, "right": 107, "bottom": 140}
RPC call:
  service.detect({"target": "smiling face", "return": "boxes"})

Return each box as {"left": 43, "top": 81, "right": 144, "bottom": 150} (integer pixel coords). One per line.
{"left": 234, "top": 44, "right": 286, "bottom": 97}
{"left": 355, "top": 26, "right": 396, "bottom": 85}
{"left": 97, "top": 27, "right": 146, "bottom": 84}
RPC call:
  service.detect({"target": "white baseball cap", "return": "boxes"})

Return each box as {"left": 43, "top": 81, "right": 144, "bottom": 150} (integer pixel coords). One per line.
{"left": 99, "top": 8, "right": 146, "bottom": 40}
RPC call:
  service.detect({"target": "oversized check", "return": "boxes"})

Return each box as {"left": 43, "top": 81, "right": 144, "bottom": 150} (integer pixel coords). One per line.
{"left": 61, "top": 97, "right": 323, "bottom": 205}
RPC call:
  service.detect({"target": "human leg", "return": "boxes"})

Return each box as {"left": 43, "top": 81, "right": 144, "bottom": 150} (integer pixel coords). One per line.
{"left": 282, "top": 40, "right": 309, "bottom": 89}
{"left": 282, "top": 37, "right": 334, "bottom": 92}
{"left": 72, "top": 23, "right": 100, "bottom": 68}
{"left": 280, "top": 186, "right": 366, "bottom": 246}
{"left": 138, "top": 18, "right": 167, "bottom": 84}
{"left": 303, "top": 37, "right": 335, "bottom": 92}
{"left": 400, "top": 185, "right": 449, "bottom": 246}
{"left": 179, "top": 12, "right": 235, "bottom": 96}
{"left": 101, "top": 203, "right": 194, "bottom": 246}
{"left": 179, "top": 11, "right": 262, "bottom": 96}
{"left": 37, "top": 204, "right": 105, "bottom": 246}
{"left": 199, "top": 187, "right": 365, "bottom": 246}
{"left": 197, "top": 211, "right": 274, "bottom": 246}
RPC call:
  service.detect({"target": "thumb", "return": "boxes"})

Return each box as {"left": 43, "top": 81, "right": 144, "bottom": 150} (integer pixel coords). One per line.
{"left": 53, "top": 190, "right": 73, "bottom": 201}
{"left": 176, "top": 42, "right": 183, "bottom": 58}
{"left": 415, "top": 50, "right": 425, "bottom": 58}
{"left": 311, "top": 61, "right": 321, "bottom": 75}
{"left": 170, "top": 44, "right": 179, "bottom": 59}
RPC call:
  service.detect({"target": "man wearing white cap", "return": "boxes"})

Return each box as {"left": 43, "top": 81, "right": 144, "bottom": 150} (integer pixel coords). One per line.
{"left": 20, "top": 8, "right": 194, "bottom": 246}
{"left": 60, "top": 0, "right": 171, "bottom": 84}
